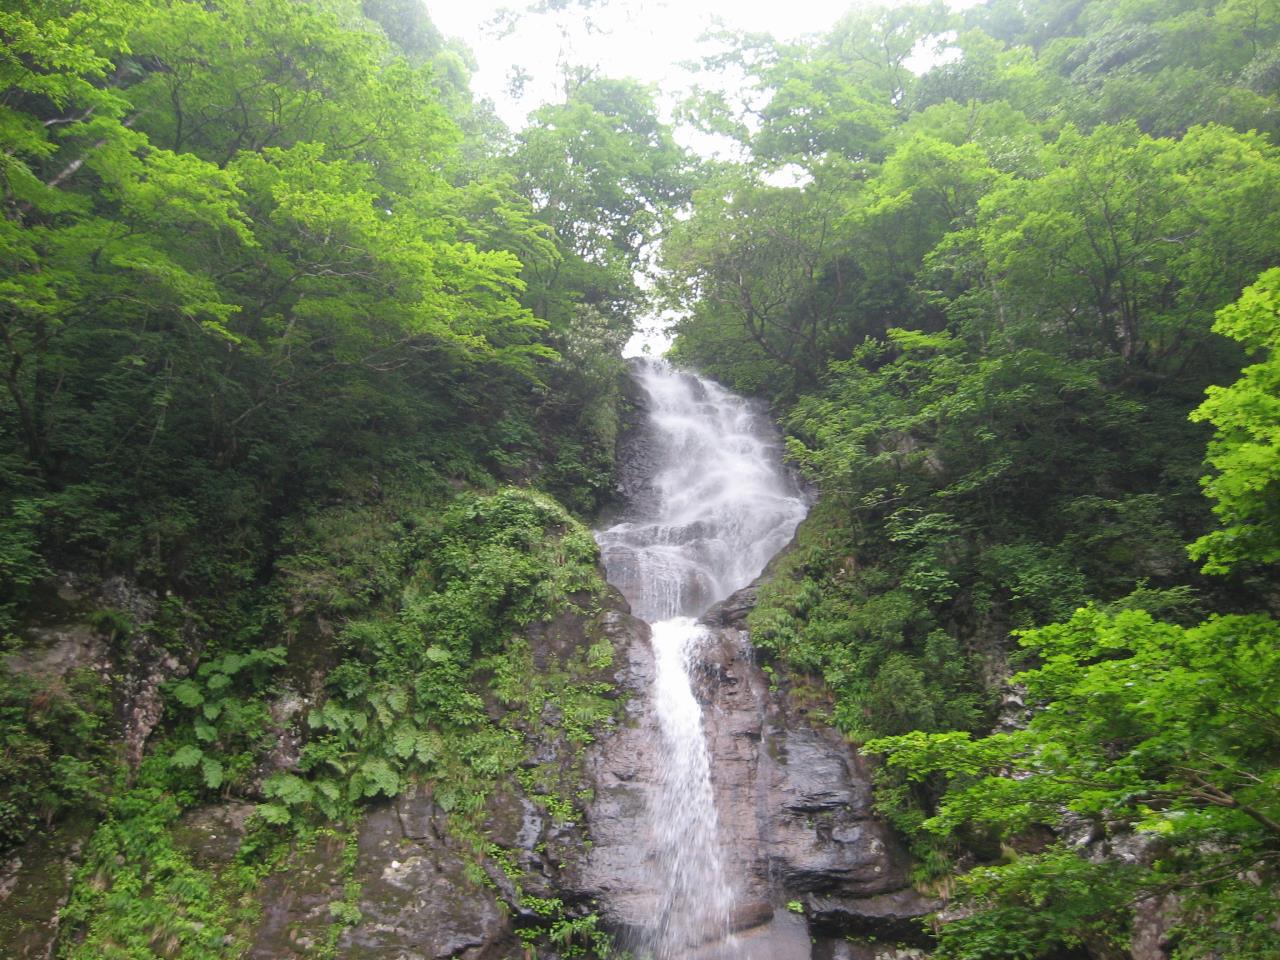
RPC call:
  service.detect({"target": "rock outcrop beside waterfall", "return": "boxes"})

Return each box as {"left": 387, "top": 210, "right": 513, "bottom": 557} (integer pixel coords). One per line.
{"left": 187, "top": 590, "right": 657, "bottom": 960}
{"left": 1, "top": 580, "right": 647, "bottom": 960}
{"left": 573, "top": 580, "right": 939, "bottom": 958}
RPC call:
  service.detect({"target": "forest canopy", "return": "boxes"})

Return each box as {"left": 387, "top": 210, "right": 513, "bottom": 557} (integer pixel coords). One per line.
{"left": 664, "top": 1, "right": 1280, "bottom": 957}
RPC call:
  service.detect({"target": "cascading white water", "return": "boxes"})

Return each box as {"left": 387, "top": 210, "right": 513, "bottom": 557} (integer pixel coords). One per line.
{"left": 649, "top": 617, "right": 733, "bottom": 955}
{"left": 596, "top": 359, "right": 807, "bottom": 958}
{"left": 598, "top": 361, "right": 807, "bottom": 624}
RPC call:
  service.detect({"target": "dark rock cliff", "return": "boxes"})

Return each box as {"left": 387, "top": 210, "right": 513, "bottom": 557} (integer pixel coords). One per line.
{"left": 570, "top": 580, "right": 939, "bottom": 958}
{"left": 1, "top": 575, "right": 197, "bottom": 959}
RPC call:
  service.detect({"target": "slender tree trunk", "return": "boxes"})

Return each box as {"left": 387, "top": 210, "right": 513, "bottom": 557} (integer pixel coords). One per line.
{"left": 0, "top": 316, "right": 44, "bottom": 468}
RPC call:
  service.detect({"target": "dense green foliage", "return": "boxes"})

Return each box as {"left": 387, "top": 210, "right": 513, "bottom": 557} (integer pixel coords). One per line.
{"left": 0, "top": 0, "right": 693, "bottom": 956}
{"left": 668, "top": 0, "right": 1280, "bottom": 954}
{"left": 871, "top": 606, "right": 1280, "bottom": 960}
{"left": 1190, "top": 266, "right": 1280, "bottom": 573}
{"left": 0, "top": 0, "right": 697, "bottom": 620}
{"left": 0, "top": 667, "right": 112, "bottom": 848}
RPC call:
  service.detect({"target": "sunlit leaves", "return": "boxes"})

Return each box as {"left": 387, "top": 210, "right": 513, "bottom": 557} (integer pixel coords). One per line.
{"left": 1190, "top": 268, "right": 1280, "bottom": 573}
{"left": 963, "top": 122, "right": 1280, "bottom": 365}
{"left": 871, "top": 607, "right": 1280, "bottom": 958}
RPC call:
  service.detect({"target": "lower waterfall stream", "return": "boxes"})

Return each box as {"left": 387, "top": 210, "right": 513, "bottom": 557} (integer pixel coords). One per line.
{"left": 595, "top": 359, "right": 808, "bottom": 958}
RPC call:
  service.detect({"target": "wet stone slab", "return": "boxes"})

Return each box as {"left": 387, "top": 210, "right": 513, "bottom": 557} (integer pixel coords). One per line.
{"left": 0, "top": 817, "right": 94, "bottom": 960}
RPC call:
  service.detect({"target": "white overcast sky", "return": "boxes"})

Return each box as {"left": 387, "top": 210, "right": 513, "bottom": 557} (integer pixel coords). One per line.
{"left": 430, "top": 0, "right": 968, "bottom": 131}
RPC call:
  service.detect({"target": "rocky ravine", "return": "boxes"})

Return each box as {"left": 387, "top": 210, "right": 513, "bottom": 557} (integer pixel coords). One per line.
{"left": 1, "top": 572, "right": 934, "bottom": 960}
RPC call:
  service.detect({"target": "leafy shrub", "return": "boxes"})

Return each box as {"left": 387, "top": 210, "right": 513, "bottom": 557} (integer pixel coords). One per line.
{"left": 0, "top": 669, "right": 112, "bottom": 852}
{"left": 870, "top": 607, "right": 1280, "bottom": 960}
{"left": 262, "top": 487, "right": 605, "bottom": 827}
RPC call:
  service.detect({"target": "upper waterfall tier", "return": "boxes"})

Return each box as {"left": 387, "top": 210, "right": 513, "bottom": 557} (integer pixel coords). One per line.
{"left": 596, "top": 359, "right": 808, "bottom": 623}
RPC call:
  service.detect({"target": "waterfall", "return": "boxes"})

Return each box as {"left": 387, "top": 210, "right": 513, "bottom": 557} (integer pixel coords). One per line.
{"left": 648, "top": 617, "right": 732, "bottom": 955}
{"left": 596, "top": 359, "right": 808, "bottom": 958}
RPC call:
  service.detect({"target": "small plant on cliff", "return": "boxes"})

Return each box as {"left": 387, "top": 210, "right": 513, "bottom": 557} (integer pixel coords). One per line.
{"left": 165, "top": 646, "right": 285, "bottom": 794}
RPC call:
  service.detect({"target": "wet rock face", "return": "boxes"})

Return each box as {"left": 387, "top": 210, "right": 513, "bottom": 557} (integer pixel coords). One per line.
{"left": 573, "top": 583, "right": 939, "bottom": 956}
{"left": 164, "top": 791, "right": 519, "bottom": 960}
{"left": 0, "top": 818, "right": 94, "bottom": 960}
{"left": 701, "top": 588, "right": 909, "bottom": 902}
{"left": 336, "top": 792, "right": 509, "bottom": 960}
{"left": 567, "top": 610, "right": 660, "bottom": 940}
{"left": 610, "top": 361, "right": 666, "bottom": 515}
{"left": 246, "top": 832, "right": 350, "bottom": 958}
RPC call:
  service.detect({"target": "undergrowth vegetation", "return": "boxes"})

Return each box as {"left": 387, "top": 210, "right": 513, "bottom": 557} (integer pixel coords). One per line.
{"left": 0, "top": 669, "right": 113, "bottom": 850}
{"left": 264, "top": 488, "right": 605, "bottom": 826}
{"left": 50, "top": 485, "right": 619, "bottom": 957}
